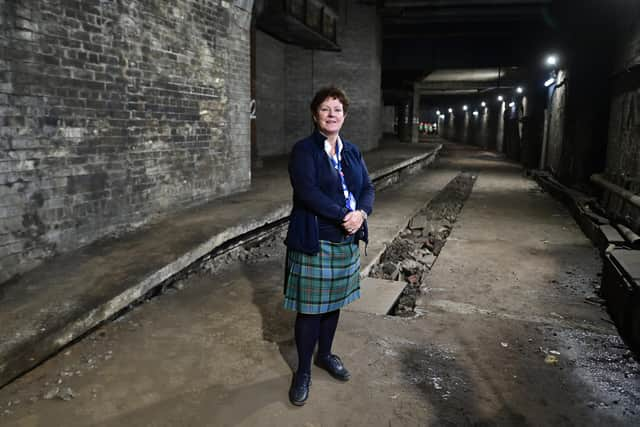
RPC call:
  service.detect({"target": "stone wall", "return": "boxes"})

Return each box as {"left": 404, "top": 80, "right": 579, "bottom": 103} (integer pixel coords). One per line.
{"left": 606, "top": 2, "right": 640, "bottom": 178}
{"left": 0, "top": 0, "right": 252, "bottom": 282}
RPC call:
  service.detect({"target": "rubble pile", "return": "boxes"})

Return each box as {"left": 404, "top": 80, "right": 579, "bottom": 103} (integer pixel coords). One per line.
{"left": 370, "top": 172, "right": 477, "bottom": 316}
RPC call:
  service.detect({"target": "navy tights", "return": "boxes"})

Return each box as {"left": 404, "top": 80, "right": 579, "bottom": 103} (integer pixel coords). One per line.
{"left": 294, "top": 310, "right": 340, "bottom": 375}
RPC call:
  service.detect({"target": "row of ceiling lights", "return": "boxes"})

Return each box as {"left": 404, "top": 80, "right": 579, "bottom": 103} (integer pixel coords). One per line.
{"left": 434, "top": 54, "right": 560, "bottom": 119}
{"left": 435, "top": 87, "right": 523, "bottom": 118}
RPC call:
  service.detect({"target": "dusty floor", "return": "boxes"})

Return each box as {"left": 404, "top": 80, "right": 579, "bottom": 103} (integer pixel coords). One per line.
{"left": 1, "top": 144, "right": 639, "bottom": 426}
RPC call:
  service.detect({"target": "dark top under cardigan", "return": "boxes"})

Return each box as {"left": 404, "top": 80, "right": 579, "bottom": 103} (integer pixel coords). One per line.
{"left": 284, "top": 130, "right": 375, "bottom": 255}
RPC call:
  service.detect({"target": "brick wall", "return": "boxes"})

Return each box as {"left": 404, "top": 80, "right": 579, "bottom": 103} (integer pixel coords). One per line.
{"left": 312, "top": 1, "right": 382, "bottom": 152}
{"left": 255, "top": 1, "right": 382, "bottom": 157}
{"left": 255, "top": 30, "right": 285, "bottom": 157}
{"left": 284, "top": 44, "right": 314, "bottom": 147}
{"left": 0, "top": 0, "right": 252, "bottom": 283}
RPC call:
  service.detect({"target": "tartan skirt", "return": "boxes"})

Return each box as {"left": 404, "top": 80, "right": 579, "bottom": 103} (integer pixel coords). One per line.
{"left": 283, "top": 240, "right": 361, "bottom": 314}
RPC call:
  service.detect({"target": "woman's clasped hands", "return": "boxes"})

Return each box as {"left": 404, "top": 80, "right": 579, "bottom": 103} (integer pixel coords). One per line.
{"left": 342, "top": 210, "right": 365, "bottom": 235}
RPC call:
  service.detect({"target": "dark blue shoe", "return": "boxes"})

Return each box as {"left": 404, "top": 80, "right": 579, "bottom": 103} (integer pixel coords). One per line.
{"left": 289, "top": 372, "right": 311, "bottom": 406}
{"left": 314, "top": 354, "right": 351, "bottom": 381}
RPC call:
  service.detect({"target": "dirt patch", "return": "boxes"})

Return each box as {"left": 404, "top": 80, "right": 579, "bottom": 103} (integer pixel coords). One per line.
{"left": 369, "top": 172, "right": 477, "bottom": 315}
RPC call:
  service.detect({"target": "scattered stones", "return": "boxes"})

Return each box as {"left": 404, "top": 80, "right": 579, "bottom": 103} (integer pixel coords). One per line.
{"left": 545, "top": 355, "right": 559, "bottom": 365}
{"left": 370, "top": 172, "right": 477, "bottom": 315}
{"left": 43, "top": 387, "right": 75, "bottom": 401}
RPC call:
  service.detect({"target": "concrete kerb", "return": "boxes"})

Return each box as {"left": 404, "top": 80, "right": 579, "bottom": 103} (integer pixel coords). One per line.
{"left": 0, "top": 145, "right": 441, "bottom": 389}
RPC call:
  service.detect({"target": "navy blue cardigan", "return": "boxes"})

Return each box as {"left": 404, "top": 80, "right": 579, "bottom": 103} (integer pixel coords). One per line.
{"left": 285, "top": 130, "right": 375, "bottom": 254}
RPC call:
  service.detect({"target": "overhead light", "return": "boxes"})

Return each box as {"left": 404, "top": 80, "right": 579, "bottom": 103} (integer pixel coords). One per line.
{"left": 448, "top": 108, "right": 453, "bottom": 113}
{"left": 481, "top": 101, "right": 486, "bottom": 107}
{"left": 516, "top": 86, "right": 524, "bottom": 94}
{"left": 472, "top": 110, "right": 479, "bottom": 117}
{"left": 509, "top": 101, "right": 515, "bottom": 107}
{"left": 462, "top": 105, "right": 468, "bottom": 111}
{"left": 544, "top": 77, "right": 556, "bottom": 87}
{"left": 497, "top": 95, "right": 504, "bottom": 102}
{"left": 546, "top": 55, "right": 558, "bottom": 66}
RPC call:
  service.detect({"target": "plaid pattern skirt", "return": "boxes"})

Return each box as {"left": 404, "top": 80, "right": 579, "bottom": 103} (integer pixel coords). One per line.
{"left": 284, "top": 240, "right": 361, "bottom": 314}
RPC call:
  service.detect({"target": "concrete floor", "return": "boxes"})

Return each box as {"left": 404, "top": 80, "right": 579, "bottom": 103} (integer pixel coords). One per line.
{"left": 1, "top": 143, "right": 639, "bottom": 426}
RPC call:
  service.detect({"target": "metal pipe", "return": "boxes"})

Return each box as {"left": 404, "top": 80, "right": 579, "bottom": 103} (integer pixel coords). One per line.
{"left": 590, "top": 173, "right": 640, "bottom": 209}
{"left": 615, "top": 223, "right": 640, "bottom": 245}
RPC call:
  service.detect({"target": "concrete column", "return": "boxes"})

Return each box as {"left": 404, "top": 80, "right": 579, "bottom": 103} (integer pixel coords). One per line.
{"left": 398, "top": 101, "right": 411, "bottom": 142}
{"left": 411, "top": 87, "right": 420, "bottom": 143}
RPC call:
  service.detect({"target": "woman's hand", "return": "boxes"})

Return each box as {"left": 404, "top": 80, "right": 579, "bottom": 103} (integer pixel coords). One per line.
{"left": 342, "top": 210, "right": 366, "bottom": 235}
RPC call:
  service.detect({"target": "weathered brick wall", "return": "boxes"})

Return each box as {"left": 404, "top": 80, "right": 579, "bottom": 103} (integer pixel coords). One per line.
{"left": 312, "top": 1, "right": 382, "bottom": 152}
{"left": 255, "top": 29, "right": 285, "bottom": 157}
{"left": 256, "top": 1, "right": 382, "bottom": 156}
{"left": 0, "top": 0, "right": 252, "bottom": 283}
{"left": 284, "top": 44, "right": 314, "bottom": 147}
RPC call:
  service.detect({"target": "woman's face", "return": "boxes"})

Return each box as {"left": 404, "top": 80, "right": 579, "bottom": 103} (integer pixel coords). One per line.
{"left": 314, "top": 97, "right": 346, "bottom": 137}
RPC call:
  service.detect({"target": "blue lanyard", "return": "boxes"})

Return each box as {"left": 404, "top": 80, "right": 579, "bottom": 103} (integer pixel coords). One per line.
{"left": 328, "top": 152, "right": 356, "bottom": 211}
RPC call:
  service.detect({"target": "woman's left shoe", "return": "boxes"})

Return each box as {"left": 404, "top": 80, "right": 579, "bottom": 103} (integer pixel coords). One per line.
{"left": 289, "top": 372, "right": 311, "bottom": 406}
{"left": 314, "top": 354, "right": 351, "bottom": 381}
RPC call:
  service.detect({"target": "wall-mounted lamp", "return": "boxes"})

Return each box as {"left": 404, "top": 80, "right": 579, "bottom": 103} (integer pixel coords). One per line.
{"left": 462, "top": 105, "right": 468, "bottom": 111}
{"left": 516, "top": 87, "right": 524, "bottom": 94}
{"left": 472, "top": 110, "right": 479, "bottom": 117}
{"left": 448, "top": 108, "right": 453, "bottom": 113}
{"left": 546, "top": 55, "right": 558, "bottom": 67}
{"left": 497, "top": 95, "right": 504, "bottom": 102}
{"left": 480, "top": 101, "right": 486, "bottom": 107}
{"left": 436, "top": 110, "right": 441, "bottom": 115}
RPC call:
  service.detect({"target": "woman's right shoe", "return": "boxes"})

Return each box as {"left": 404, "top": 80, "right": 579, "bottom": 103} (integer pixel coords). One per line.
{"left": 289, "top": 372, "right": 311, "bottom": 406}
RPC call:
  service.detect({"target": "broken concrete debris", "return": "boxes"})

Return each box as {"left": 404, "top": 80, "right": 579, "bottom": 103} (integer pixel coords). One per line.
{"left": 369, "top": 172, "right": 477, "bottom": 315}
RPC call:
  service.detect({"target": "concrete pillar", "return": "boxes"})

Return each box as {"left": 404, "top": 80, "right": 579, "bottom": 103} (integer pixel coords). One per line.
{"left": 411, "top": 88, "right": 420, "bottom": 143}
{"left": 398, "top": 101, "right": 411, "bottom": 142}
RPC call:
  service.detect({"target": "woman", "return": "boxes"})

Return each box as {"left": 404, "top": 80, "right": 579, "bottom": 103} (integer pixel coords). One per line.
{"left": 283, "top": 86, "right": 375, "bottom": 406}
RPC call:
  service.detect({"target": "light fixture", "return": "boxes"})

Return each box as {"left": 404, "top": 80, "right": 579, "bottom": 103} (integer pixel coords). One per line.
{"left": 440, "top": 114, "right": 445, "bottom": 119}
{"left": 497, "top": 95, "right": 504, "bottom": 102}
{"left": 472, "top": 110, "right": 479, "bottom": 117}
{"left": 546, "top": 55, "right": 558, "bottom": 67}
{"left": 481, "top": 101, "right": 486, "bottom": 107}
{"left": 436, "top": 110, "right": 441, "bottom": 115}
{"left": 516, "top": 86, "right": 524, "bottom": 94}
{"left": 448, "top": 108, "right": 453, "bottom": 113}
{"left": 544, "top": 77, "right": 556, "bottom": 87}
{"left": 462, "top": 105, "right": 468, "bottom": 111}
{"left": 509, "top": 101, "right": 515, "bottom": 108}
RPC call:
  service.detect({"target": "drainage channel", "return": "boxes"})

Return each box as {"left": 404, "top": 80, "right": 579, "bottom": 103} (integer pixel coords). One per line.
{"left": 368, "top": 171, "right": 478, "bottom": 316}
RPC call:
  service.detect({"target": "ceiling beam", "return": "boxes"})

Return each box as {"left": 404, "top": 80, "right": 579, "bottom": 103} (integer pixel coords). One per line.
{"left": 416, "top": 80, "right": 518, "bottom": 92}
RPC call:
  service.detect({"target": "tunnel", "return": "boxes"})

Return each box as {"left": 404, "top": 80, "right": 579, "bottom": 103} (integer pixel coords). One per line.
{"left": 0, "top": 0, "right": 639, "bottom": 425}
